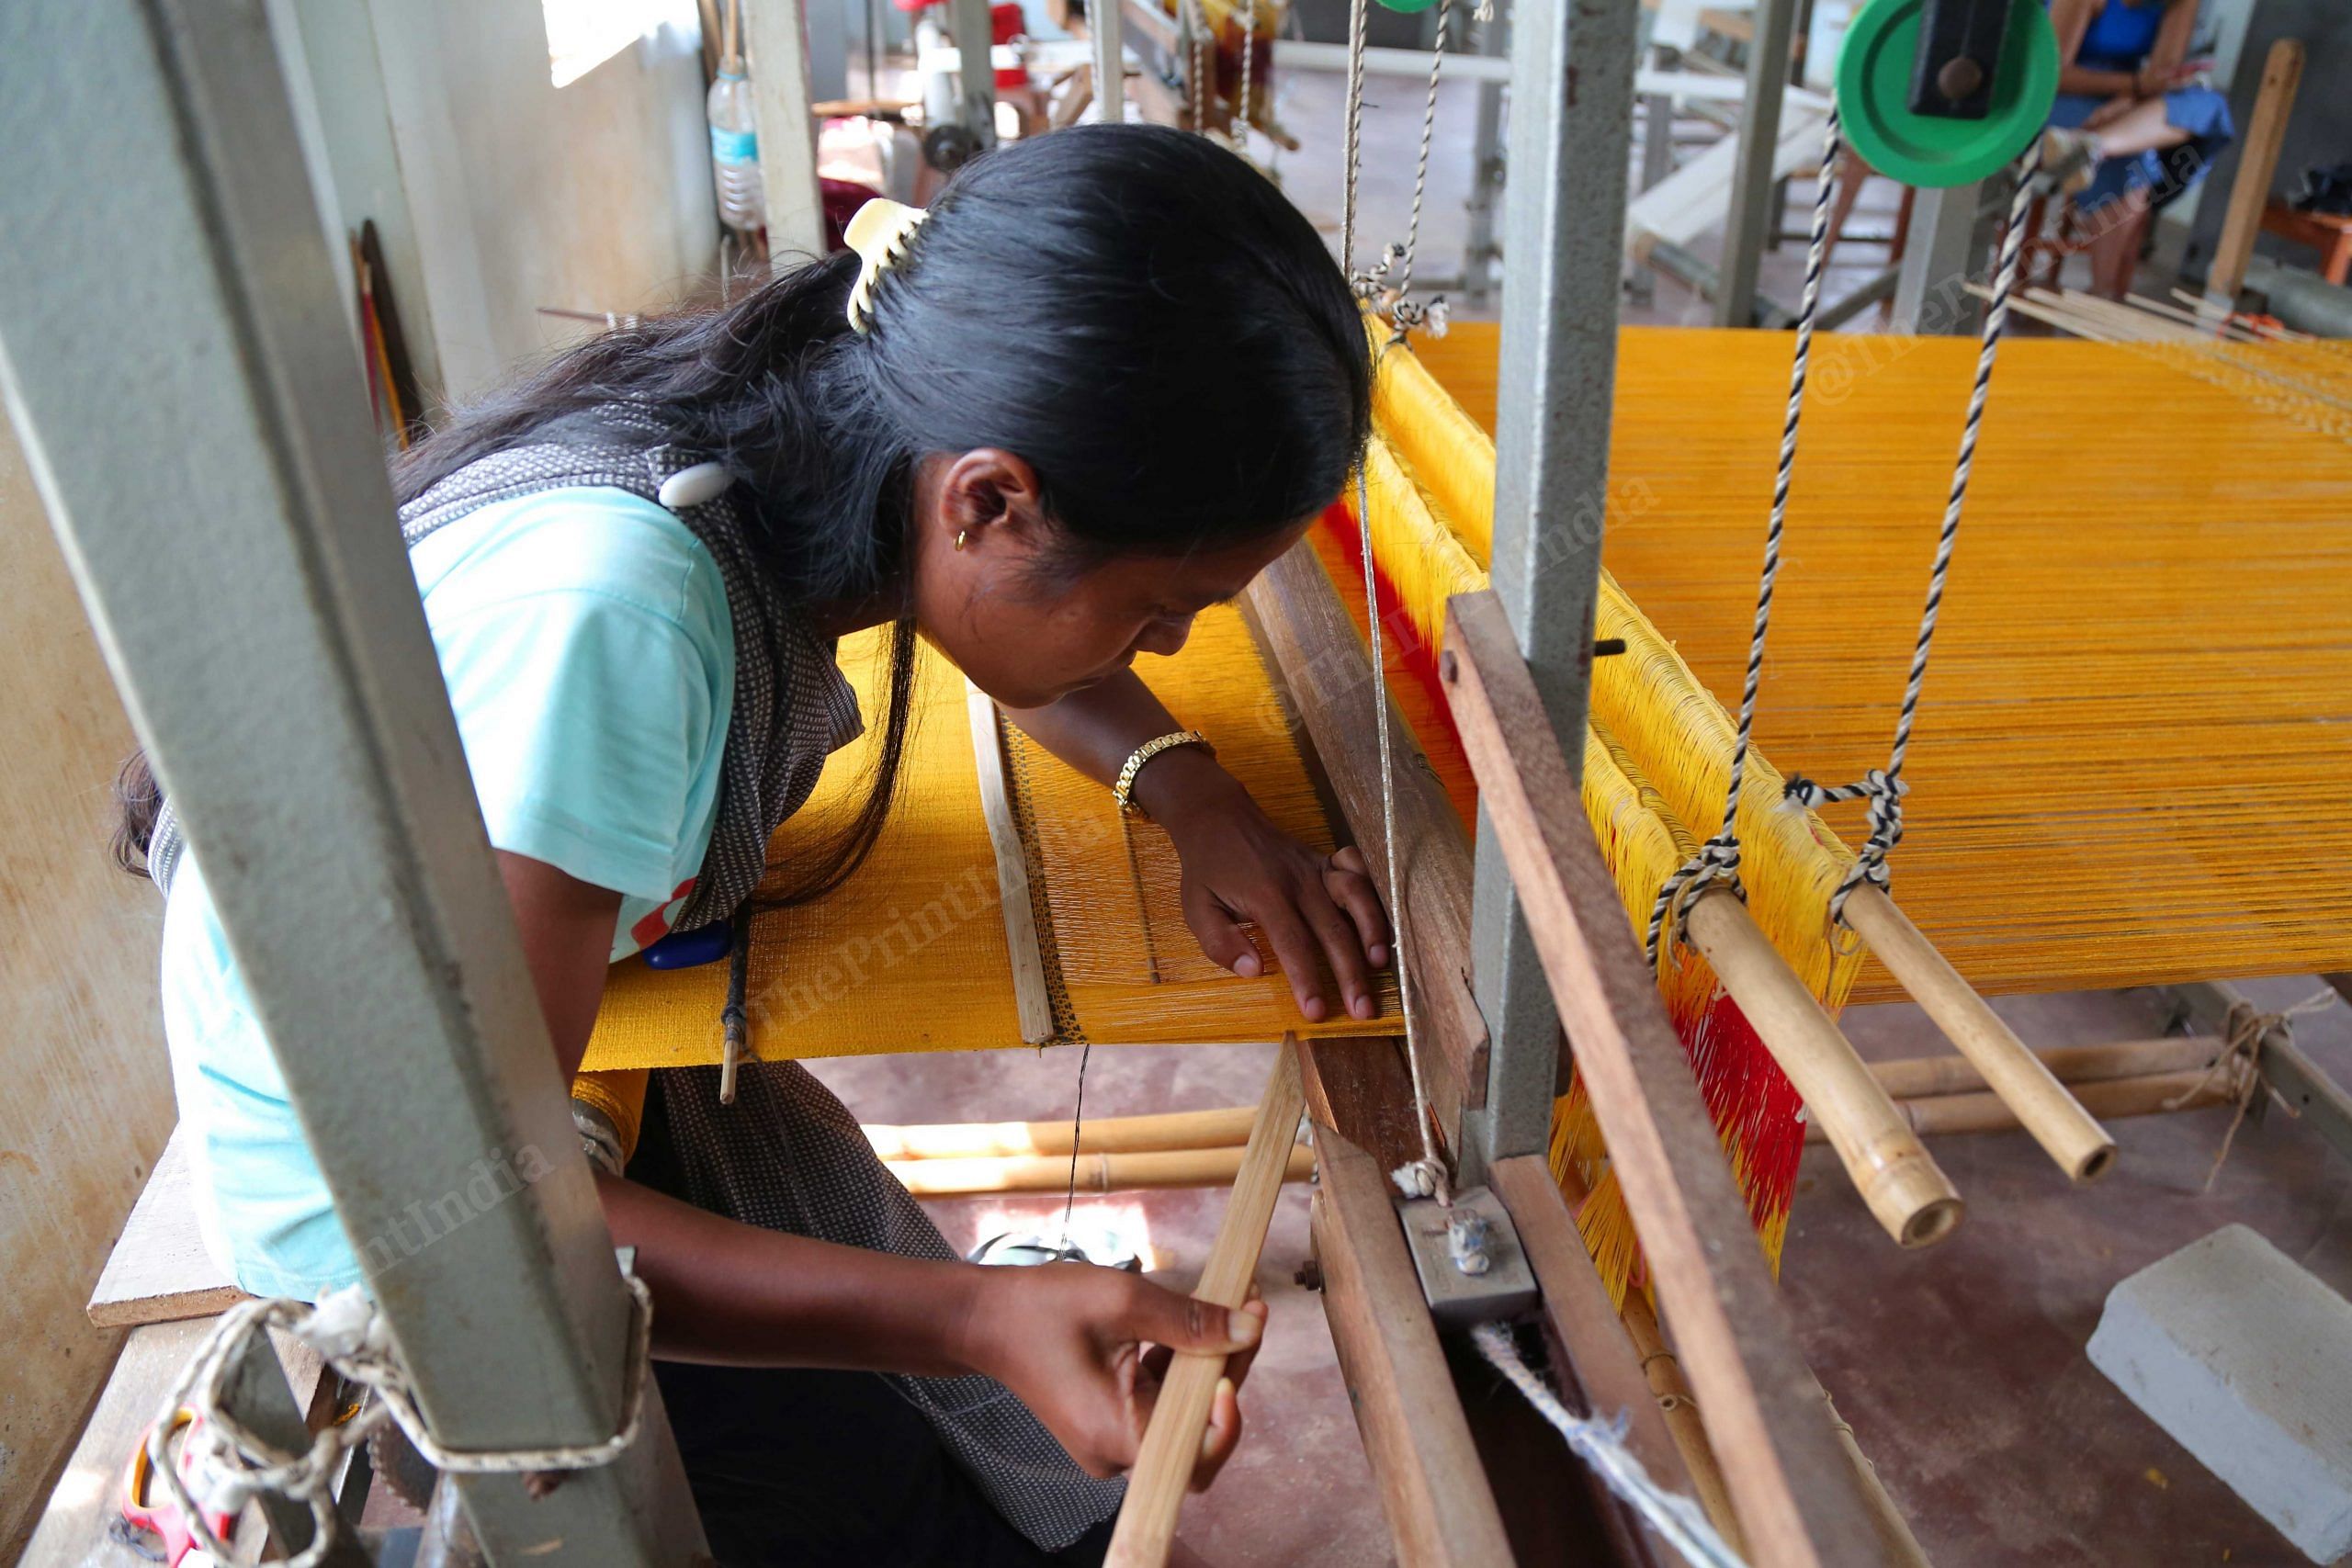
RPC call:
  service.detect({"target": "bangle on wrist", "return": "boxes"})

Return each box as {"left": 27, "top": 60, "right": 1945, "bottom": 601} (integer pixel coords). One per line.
{"left": 1113, "top": 730, "right": 1213, "bottom": 820}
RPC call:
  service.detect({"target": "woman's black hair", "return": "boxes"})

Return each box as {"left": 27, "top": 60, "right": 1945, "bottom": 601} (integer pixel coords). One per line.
{"left": 115, "top": 123, "right": 1371, "bottom": 905}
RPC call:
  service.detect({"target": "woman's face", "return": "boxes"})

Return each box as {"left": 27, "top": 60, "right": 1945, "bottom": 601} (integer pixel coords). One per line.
{"left": 910, "top": 450, "right": 1315, "bottom": 710}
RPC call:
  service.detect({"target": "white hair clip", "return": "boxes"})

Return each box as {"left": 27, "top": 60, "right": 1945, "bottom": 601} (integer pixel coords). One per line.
{"left": 844, "top": 198, "right": 928, "bottom": 335}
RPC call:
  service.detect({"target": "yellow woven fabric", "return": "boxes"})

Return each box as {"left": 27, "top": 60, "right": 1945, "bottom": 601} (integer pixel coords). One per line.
{"left": 579, "top": 604, "right": 1399, "bottom": 1076}
{"left": 1402, "top": 322, "right": 2352, "bottom": 998}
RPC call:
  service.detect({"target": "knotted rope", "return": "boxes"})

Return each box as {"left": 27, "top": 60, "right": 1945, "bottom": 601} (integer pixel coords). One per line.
{"left": 1644, "top": 106, "right": 1847, "bottom": 974}
{"left": 141, "top": 1280, "right": 654, "bottom": 1568}
{"left": 1351, "top": 0, "right": 1453, "bottom": 345}
{"left": 2163, "top": 989, "right": 2339, "bottom": 1190}
{"left": 1340, "top": 0, "right": 1447, "bottom": 1207}
{"left": 1781, "top": 135, "right": 2046, "bottom": 942}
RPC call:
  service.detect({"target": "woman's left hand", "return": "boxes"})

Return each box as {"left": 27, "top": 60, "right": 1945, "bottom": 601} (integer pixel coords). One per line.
{"left": 1143, "top": 751, "right": 1392, "bottom": 1023}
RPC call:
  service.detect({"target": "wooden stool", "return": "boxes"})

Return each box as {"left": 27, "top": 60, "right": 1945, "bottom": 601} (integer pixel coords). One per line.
{"left": 2260, "top": 199, "right": 2352, "bottom": 287}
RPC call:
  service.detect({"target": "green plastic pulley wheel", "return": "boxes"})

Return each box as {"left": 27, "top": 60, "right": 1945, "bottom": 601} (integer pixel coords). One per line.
{"left": 1371, "top": 0, "right": 1440, "bottom": 14}
{"left": 1836, "top": 0, "right": 2061, "bottom": 189}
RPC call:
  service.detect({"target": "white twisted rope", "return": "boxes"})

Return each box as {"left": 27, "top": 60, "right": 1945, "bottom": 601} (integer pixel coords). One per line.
{"left": 1644, "top": 105, "right": 1846, "bottom": 972}
{"left": 1234, "top": 0, "right": 1255, "bottom": 149}
{"left": 141, "top": 1279, "right": 654, "bottom": 1568}
{"left": 1188, "top": 0, "right": 1215, "bottom": 136}
{"left": 1472, "top": 1324, "right": 1747, "bottom": 1568}
{"left": 1349, "top": 0, "right": 1454, "bottom": 344}
{"left": 1781, "top": 139, "right": 2046, "bottom": 932}
{"left": 1337, "top": 0, "right": 1446, "bottom": 1206}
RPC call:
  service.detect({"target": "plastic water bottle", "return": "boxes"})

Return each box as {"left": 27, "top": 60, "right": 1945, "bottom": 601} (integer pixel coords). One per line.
{"left": 707, "top": 56, "right": 766, "bottom": 235}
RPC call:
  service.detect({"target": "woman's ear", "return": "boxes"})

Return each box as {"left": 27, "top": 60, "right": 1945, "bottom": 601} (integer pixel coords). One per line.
{"left": 934, "top": 447, "right": 1050, "bottom": 551}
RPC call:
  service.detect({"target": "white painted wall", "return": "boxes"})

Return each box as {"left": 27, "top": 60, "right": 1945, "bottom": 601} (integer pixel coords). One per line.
{"left": 363, "top": 0, "right": 720, "bottom": 400}
{"left": 0, "top": 416, "right": 174, "bottom": 1556}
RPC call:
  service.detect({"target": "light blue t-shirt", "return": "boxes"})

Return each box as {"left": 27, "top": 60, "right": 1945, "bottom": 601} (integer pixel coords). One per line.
{"left": 159, "top": 487, "right": 734, "bottom": 1298}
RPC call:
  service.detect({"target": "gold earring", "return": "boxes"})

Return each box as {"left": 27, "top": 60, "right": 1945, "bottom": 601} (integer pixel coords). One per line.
{"left": 956, "top": 529, "right": 968, "bottom": 551}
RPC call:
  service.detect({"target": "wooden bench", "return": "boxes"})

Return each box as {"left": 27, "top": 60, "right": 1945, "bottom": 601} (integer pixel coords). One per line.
{"left": 2261, "top": 199, "right": 2352, "bottom": 288}
{"left": 86, "top": 1122, "right": 249, "bottom": 1329}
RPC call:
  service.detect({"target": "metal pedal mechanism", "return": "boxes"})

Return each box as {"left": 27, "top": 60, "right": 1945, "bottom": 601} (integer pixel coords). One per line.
{"left": 1396, "top": 1187, "right": 1539, "bottom": 1327}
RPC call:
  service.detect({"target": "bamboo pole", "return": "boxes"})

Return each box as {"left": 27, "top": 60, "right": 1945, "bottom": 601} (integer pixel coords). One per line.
{"left": 884, "top": 1142, "right": 1313, "bottom": 1198}
{"left": 1844, "top": 886, "right": 2117, "bottom": 1182}
{"left": 865, "top": 1105, "right": 1257, "bottom": 1161}
{"left": 1816, "top": 1385, "right": 1931, "bottom": 1567}
{"left": 1106, "top": 1040, "right": 1307, "bottom": 1567}
{"left": 1682, "top": 887, "right": 1962, "bottom": 1247}
{"left": 1618, "top": 1289, "right": 1747, "bottom": 1554}
{"left": 1866, "top": 1035, "right": 2219, "bottom": 1101}
{"left": 1806, "top": 1067, "right": 2231, "bottom": 1144}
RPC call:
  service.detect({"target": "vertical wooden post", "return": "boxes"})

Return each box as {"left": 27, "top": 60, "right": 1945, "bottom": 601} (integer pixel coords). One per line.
{"left": 2207, "top": 39, "right": 2306, "bottom": 306}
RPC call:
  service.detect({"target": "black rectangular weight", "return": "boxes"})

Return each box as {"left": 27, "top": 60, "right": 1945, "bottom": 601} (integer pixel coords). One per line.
{"left": 1908, "top": 0, "right": 2014, "bottom": 120}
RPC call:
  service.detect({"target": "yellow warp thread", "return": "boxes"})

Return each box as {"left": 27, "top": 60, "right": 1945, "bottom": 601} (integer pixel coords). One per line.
{"left": 1410, "top": 321, "right": 2352, "bottom": 999}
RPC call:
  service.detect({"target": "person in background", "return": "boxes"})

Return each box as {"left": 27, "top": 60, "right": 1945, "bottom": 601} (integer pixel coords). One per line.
{"left": 2046, "top": 0, "right": 2235, "bottom": 299}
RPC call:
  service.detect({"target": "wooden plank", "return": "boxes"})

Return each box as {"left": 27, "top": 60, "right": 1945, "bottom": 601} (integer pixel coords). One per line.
{"left": 1441, "top": 588, "right": 1885, "bottom": 1568}
{"left": 966, "top": 685, "right": 1055, "bottom": 1043}
{"left": 88, "top": 1122, "right": 248, "bottom": 1329}
{"left": 1106, "top": 1040, "right": 1308, "bottom": 1566}
{"left": 1311, "top": 1127, "right": 1515, "bottom": 1568}
{"left": 2208, "top": 39, "right": 2306, "bottom": 303}
{"left": 1297, "top": 1040, "right": 1629, "bottom": 1562}
{"left": 1240, "top": 540, "right": 1485, "bottom": 1139}
{"left": 1488, "top": 1157, "right": 1688, "bottom": 1494}
{"left": 1297, "top": 1034, "right": 1435, "bottom": 1179}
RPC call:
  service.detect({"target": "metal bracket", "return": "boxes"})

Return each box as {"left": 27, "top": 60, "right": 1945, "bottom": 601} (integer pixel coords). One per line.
{"left": 2154, "top": 980, "right": 2352, "bottom": 1170}
{"left": 1396, "top": 1188, "right": 1540, "bottom": 1327}
{"left": 1910, "top": 0, "right": 2016, "bottom": 119}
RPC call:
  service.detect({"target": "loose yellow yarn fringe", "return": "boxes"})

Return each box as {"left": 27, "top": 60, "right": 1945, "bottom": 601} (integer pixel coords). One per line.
{"left": 1345, "top": 358, "right": 1861, "bottom": 1295}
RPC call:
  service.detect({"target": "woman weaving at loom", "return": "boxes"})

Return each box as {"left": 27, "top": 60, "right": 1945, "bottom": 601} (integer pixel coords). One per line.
{"left": 123, "top": 126, "right": 1385, "bottom": 1565}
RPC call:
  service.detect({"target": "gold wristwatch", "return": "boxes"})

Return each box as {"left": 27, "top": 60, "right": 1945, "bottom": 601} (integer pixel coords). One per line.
{"left": 1113, "top": 730, "right": 1213, "bottom": 820}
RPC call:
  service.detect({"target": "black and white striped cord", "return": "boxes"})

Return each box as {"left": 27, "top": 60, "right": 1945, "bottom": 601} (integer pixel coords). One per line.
{"left": 1349, "top": 0, "right": 1454, "bottom": 344}
{"left": 1782, "top": 138, "right": 2045, "bottom": 931}
{"left": 1645, "top": 105, "right": 1847, "bottom": 974}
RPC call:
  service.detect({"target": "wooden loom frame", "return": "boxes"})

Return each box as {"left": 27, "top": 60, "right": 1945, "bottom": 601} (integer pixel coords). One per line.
{"left": 1143, "top": 533, "right": 1896, "bottom": 1567}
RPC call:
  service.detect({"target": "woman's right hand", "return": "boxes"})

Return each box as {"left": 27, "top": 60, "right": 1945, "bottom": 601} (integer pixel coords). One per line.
{"left": 955, "top": 1262, "right": 1268, "bottom": 1489}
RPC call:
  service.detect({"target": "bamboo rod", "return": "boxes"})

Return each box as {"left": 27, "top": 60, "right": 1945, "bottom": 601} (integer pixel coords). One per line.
{"left": 865, "top": 1105, "right": 1257, "bottom": 1161}
{"left": 1843, "top": 886, "right": 2117, "bottom": 1182}
{"left": 1682, "top": 887, "right": 1962, "bottom": 1247}
{"left": 1816, "top": 1385, "right": 1931, "bottom": 1567}
{"left": 1618, "top": 1289, "right": 1747, "bottom": 1555}
{"left": 1866, "top": 1035, "right": 2220, "bottom": 1102}
{"left": 1106, "top": 1040, "right": 1307, "bottom": 1567}
{"left": 883, "top": 1142, "right": 1313, "bottom": 1197}
{"left": 1806, "top": 1068, "right": 2230, "bottom": 1144}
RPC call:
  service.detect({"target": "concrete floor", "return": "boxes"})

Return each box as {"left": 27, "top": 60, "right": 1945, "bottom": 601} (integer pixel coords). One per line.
{"left": 810, "top": 978, "right": 2352, "bottom": 1567}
